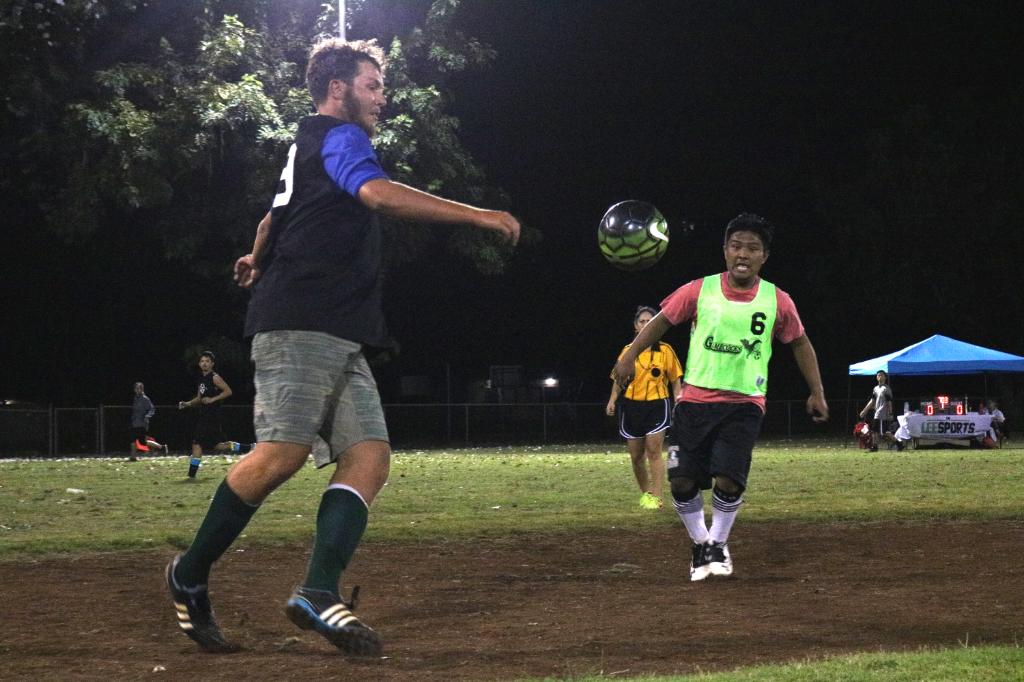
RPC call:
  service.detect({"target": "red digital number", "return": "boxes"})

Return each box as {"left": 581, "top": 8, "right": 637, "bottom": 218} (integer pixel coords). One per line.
{"left": 956, "top": 404, "right": 963, "bottom": 415}
{"left": 938, "top": 396, "right": 949, "bottom": 410}
{"left": 926, "top": 404, "right": 934, "bottom": 415}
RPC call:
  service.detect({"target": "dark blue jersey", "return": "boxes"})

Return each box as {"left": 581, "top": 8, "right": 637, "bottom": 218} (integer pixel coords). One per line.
{"left": 245, "top": 115, "right": 395, "bottom": 350}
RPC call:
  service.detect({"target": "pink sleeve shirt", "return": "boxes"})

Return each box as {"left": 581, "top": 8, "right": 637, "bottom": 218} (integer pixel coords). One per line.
{"left": 660, "top": 272, "right": 805, "bottom": 410}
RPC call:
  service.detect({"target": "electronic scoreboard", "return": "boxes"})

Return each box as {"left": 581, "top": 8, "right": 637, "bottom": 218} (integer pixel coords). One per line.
{"left": 919, "top": 396, "right": 966, "bottom": 416}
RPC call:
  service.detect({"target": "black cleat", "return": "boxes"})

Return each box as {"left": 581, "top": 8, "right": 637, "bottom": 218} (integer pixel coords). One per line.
{"left": 165, "top": 555, "right": 240, "bottom": 653}
{"left": 690, "top": 541, "right": 712, "bottom": 581}
{"left": 285, "top": 586, "right": 382, "bottom": 655}
{"left": 705, "top": 540, "right": 733, "bottom": 577}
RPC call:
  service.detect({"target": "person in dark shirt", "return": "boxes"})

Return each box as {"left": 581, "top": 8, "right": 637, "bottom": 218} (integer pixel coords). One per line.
{"left": 165, "top": 38, "right": 519, "bottom": 656}
{"left": 178, "top": 351, "right": 232, "bottom": 478}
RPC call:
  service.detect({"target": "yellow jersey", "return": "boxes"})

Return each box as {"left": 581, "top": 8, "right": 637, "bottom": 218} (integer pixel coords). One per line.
{"left": 613, "top": 341, "right": 683, "bottom": 401}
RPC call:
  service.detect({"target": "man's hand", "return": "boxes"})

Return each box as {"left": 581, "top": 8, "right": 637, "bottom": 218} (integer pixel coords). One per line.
{"left": 613, "top": 358, "right": 635, "bottom": 390}
{"left": 178, "top": 401, "right": 188, "bottom": 410}
{"left": 234, "top": 254, "right": 260, "bottom": 288}
{"left": 474, "top": 210, "right": 520, "bottom": 246}
{"left": 605, "top": 401, "right": 616, "bottom": 417}
{"left": 808, "top": 394, "right": 830, "bottom": 423}
{"left": 201, "top": 397, "right": 214, "bottom": 405}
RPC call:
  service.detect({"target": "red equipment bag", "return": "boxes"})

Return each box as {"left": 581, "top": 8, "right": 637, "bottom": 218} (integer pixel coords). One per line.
{"left": 853, "top": 421, "right": 874, "bottom": 449}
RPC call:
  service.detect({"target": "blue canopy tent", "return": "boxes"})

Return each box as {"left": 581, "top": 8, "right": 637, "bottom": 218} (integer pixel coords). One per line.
{"left": 849, "top": 335, "right": 1024, "bottom": 376}
{"left": 846, "top": 335, "right": 1024, "bottom": 438}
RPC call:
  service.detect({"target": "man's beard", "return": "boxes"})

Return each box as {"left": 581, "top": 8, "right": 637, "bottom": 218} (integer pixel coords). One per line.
{"left": 343, "top": 90, "right": 375, "bottom": 136}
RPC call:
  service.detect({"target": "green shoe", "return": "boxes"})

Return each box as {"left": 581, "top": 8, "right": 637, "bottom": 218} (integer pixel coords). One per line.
{"left": 639, "top": 492, "right": 663, "bottom": 509}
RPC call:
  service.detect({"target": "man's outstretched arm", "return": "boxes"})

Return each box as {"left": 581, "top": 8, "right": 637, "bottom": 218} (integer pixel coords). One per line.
{"left": 358, "top": 179, "right": 520, "bottom": 245}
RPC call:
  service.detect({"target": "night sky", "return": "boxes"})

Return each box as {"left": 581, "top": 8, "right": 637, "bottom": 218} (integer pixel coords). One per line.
{"left": 3, "top": 0, "right": 1023, "bottom": 409}
{"left": 383, "top": 0, "right": 1024, "bottom": 402}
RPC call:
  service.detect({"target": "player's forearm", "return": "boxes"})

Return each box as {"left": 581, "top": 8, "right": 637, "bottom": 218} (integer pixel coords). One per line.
{"left": 790, "top": 335, "right": 825, "bottom": 397}
{"left": 608, "top": 382, "right": 621, "bottom": 403}
{"left": 359, "top": 179, "right": 485, "bottom": 225}
{"left": 251, "top": 211, "right": 272, "bottom": 261}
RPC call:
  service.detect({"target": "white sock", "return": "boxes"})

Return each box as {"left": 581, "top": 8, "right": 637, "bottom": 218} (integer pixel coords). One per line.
{"left": 327, "top": 483, "right": 368, "bottom": 509}
{"left": 672, "top": 491, "right": 710, "bottom": 544}
{"left": 708, "top": 489, "right": 743, "bottom": 544}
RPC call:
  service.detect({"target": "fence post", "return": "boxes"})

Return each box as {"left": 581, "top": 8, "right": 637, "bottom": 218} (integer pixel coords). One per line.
{"left": 99, "top": 405, "right": 105, "bottom": 456}
{"left": 542, "top": 403, "right": 548, "bottom": 444}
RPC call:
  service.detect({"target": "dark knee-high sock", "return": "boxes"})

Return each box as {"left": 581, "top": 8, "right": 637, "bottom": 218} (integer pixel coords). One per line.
{"left": 303, "top": 487, "right": 369, "bottom": 595}
{"left": 187, "top": 457, "right": 202, "bottom": 478}
{"left": 175, "top": 479, "right": 260, "bottom": 587}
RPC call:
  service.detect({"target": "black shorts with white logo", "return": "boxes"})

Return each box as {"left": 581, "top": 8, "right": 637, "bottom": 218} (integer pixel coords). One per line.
{"left": 618, "top": 397, "right": 672, "bottom": 439}
{"left": 666, "top": 401, "right": 764, "bottom": 490}
{"left": 193, "top": 417, "right": 225, "bottom": 451}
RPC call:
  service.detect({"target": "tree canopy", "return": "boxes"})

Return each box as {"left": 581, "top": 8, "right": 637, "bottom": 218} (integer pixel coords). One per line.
{"left": 2, "top": 0, "right": 522, "bottom": 276}
{"left": 0, "top": 0, "right": 527, "bottom": 404}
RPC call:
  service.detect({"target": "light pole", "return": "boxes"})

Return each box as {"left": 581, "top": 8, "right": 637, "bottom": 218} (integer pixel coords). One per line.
{"left": 338, "top": 0, "right": 346, "bottom": 40}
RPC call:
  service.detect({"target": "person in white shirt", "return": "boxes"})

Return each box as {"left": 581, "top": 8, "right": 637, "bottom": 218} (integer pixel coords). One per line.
{"left": 986, "top": 399, "right": 1006, "bottom": 442}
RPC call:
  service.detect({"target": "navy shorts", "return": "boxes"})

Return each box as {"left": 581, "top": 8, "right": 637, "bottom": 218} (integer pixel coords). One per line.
{"left": 618, "top": 397, "right": 672, "bottom": 439}
{"left": 666, "top": 401, "right": 764, "bottom": 490}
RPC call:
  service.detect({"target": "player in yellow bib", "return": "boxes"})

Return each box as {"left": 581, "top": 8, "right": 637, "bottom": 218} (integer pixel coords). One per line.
{"left": 614, "top": 214, "right": 828, "bottom": 580}
{"left": 607, "top": 306, "right": 683, "bottom": 509}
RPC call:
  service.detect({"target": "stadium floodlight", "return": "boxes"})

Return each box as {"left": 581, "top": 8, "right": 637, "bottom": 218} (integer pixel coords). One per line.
{"left": 544, "top": 377, "right": 558, "bottom": 388}
{"left": 338, "top": 0, "right": 345, "bottom": 39}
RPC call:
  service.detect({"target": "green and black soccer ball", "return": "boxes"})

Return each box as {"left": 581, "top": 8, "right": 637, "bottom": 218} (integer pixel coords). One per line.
{"left": 598, "top": 200, "right": 669, "bottom": 271}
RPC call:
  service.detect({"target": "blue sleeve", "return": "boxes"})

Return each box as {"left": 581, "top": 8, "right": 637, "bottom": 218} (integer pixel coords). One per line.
{"left": 321, "top": 124, "right": 390, "bottom": 200}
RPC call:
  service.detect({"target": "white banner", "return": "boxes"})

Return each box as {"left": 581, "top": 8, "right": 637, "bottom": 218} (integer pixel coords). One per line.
{"left": 899, "top": 413, "right": 993, "bottom": 440}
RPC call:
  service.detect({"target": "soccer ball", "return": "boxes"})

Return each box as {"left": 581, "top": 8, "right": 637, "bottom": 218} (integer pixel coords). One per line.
{"left": 598, "top": 200, "right": 669, "bottom": 271}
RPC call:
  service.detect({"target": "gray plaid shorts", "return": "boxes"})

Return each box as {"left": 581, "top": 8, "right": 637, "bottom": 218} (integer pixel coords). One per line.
{"left": 251, "top": 330, "right": 389, "bottom": 468}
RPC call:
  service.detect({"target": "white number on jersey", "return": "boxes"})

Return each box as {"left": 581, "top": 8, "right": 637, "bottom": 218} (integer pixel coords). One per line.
{"left": 272, "top": 144, "right": 297, "bottom": 208}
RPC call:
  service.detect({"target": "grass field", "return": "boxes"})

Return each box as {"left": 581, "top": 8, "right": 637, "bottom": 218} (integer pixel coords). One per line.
{"left": 2, "top": 441, "right": 1022, "bottom": 681}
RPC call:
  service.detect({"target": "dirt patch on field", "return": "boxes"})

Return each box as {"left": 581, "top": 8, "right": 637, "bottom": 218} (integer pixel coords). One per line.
{"left": 2, "top": 521, "right": 1023, "bottom": 681}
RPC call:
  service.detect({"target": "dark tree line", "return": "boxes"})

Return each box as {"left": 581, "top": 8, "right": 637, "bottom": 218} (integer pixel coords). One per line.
{"left": 0, "top": 0, "right": 527, "bottom": 405}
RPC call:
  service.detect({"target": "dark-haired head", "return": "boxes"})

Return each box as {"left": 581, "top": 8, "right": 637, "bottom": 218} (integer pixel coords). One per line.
{"left": 200, "top": 351, "right": 216, "bottom": 363}
{"left": 724, "top": 213, "right": 774, "bottom": 251}
{"left": 634, "top": 306, "right": 658, "bottom": 325}
{"left": 306, "top": 38, "right": 386, "bottom": 106}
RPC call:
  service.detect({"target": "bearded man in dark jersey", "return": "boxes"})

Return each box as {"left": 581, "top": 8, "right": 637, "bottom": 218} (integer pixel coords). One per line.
{"left": 614, "top": 214, "right": 828, "bottom": 582}
{"left": 166, "top": 38, "right": 519, "bottom": 655}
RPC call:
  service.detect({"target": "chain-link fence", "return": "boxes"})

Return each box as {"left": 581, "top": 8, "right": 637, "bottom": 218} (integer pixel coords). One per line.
{"left": 1, "top": 399, "right": 869, "bottom": 457}
{"left": 0, "top": 406, "right": 53, "bottom": 456}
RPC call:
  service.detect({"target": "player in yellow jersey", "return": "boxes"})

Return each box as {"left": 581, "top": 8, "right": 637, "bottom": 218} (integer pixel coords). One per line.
{"left": 607, "top": 306, "right": 683, "bottom": 509}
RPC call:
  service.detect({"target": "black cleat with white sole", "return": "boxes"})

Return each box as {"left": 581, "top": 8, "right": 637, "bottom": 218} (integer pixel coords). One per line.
{"left": 690, "top": 541, "right": 712, "bottom": 581}
{"left": 165, "top": 555, "right": 240, "bottom": 653}
{"left": 705, "top": 540, "right": 734, "bottom": 577}
{"left": 285, "top": 586, "right": 382, "bottom": 656}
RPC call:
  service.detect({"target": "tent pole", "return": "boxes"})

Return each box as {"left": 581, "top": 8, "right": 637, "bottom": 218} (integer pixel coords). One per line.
{"left": 984, "top": 371, "right": 989, "bottom": 403}
{"left": 845, "top": 374, "right": 851, "bottom": 448}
